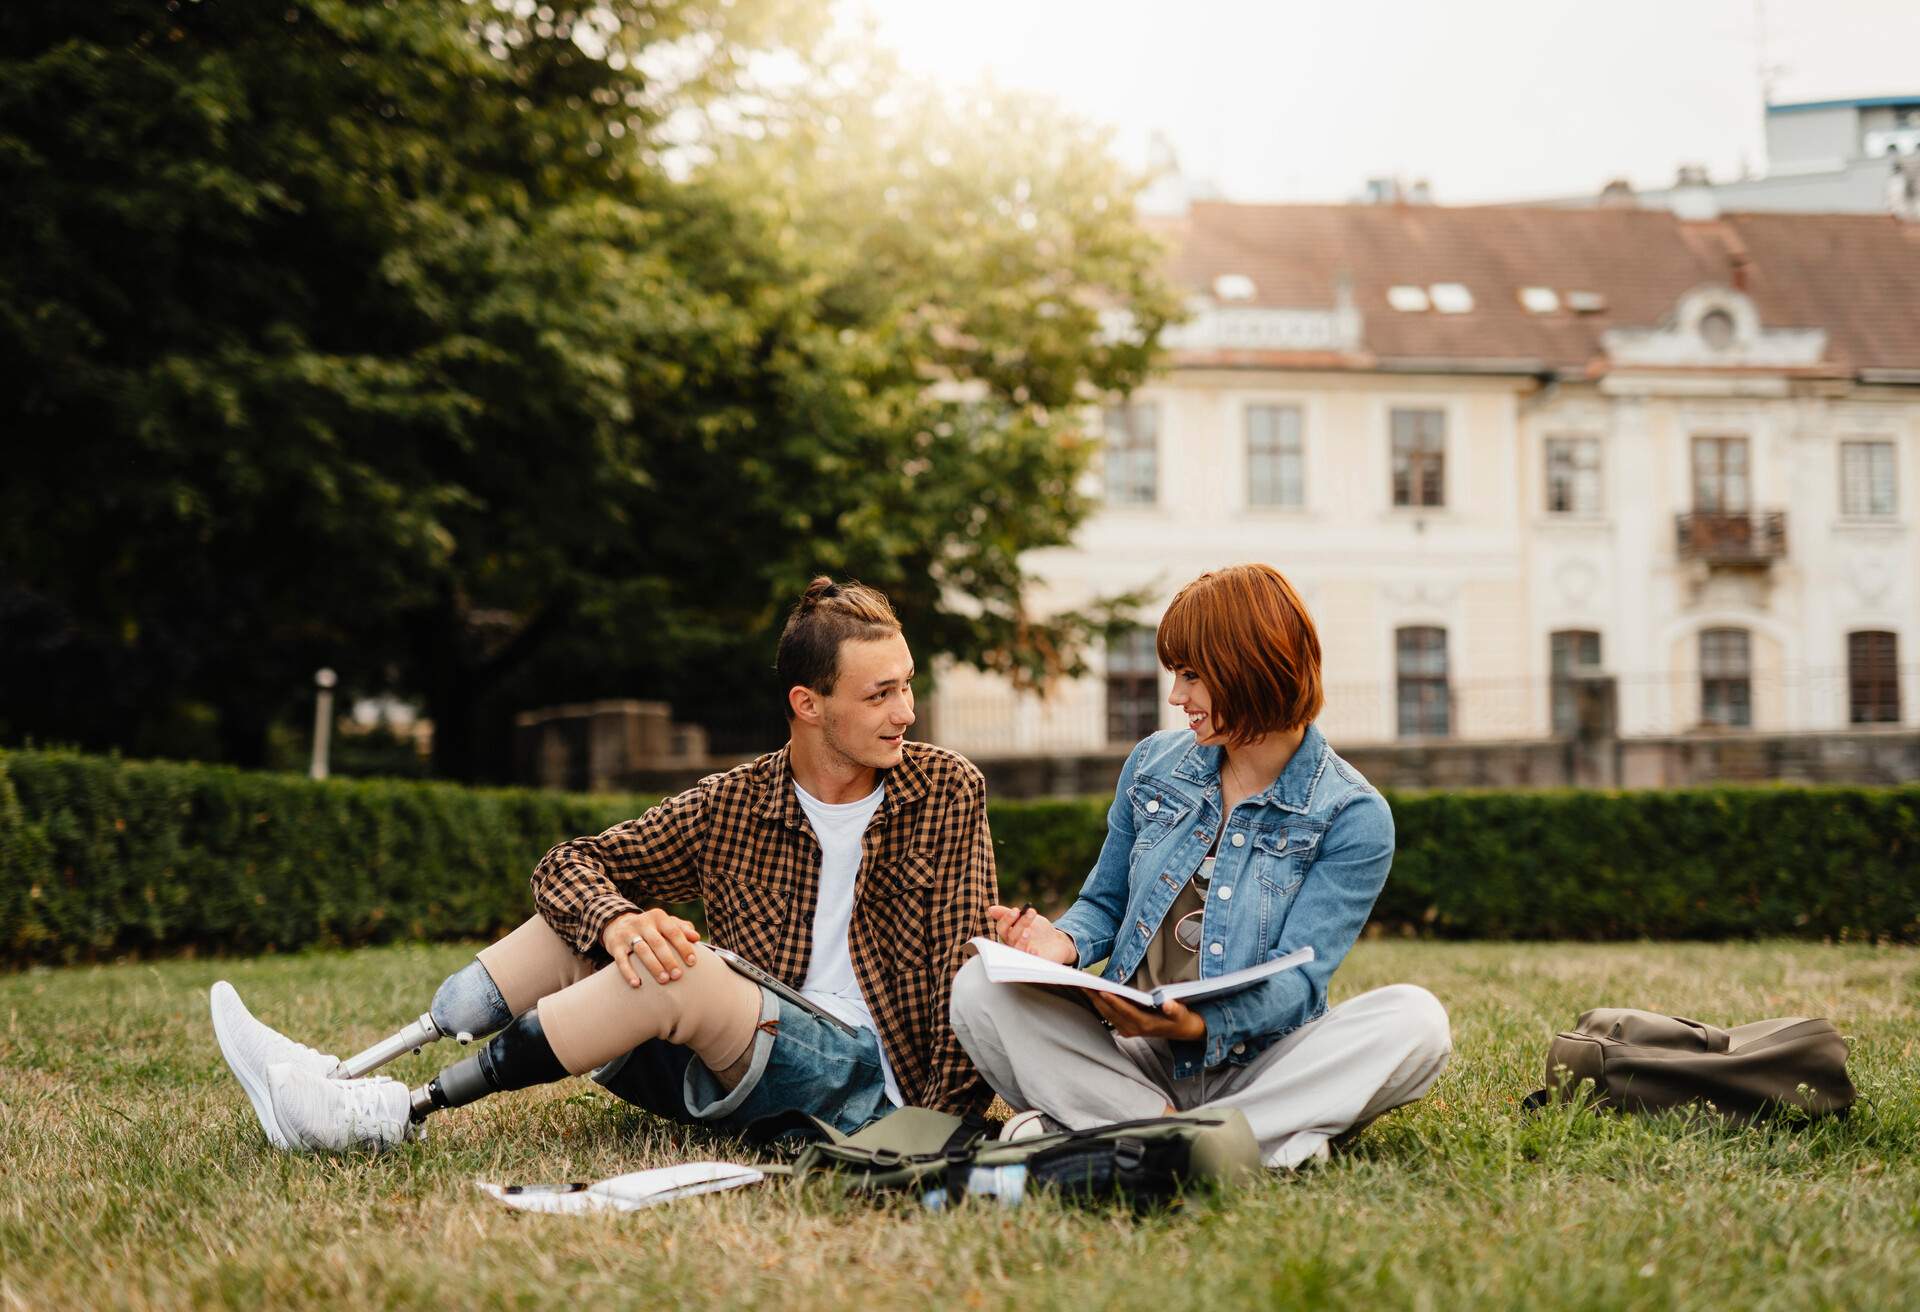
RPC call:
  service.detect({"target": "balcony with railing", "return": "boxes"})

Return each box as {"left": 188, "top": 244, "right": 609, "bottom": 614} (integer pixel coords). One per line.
{"left": 1674, "top": 510, "right": 1787, "bottom": 566}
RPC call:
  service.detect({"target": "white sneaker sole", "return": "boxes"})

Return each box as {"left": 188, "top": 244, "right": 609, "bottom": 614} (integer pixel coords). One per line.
{"left": 209, "top": 981, "right": 291, "bottom": 1149}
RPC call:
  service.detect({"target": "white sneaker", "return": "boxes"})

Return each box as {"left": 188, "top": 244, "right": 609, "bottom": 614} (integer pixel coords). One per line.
{"left": 998, "top": 1109, "right": 1064, "bottom": 1141}
{"left": 209, "top": 980, "right": 341, "bottom": 1149}
{"left": 1280, "top": 1139, "right": 1333, "bottom": 1172}
{"left": 267, "top": 1063, "right": 419, "bottom": 1153}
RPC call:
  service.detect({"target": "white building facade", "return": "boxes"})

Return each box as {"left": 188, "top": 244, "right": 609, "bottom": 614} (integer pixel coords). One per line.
{"left": 930, "top": 203, "right": 1920, "bottom": 760}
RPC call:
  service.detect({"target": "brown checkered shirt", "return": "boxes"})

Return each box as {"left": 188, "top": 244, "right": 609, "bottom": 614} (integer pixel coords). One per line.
{"left": 529, "top": 741, "right": 996, "bottom": 1115}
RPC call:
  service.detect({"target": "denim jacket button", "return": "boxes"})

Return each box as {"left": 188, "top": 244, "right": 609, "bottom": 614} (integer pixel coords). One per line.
{"left": 1217, "top": 886, "right": 1232, "bottom": 900}
{"left": 1209, "top": 942, "right": 1224, "bottom": 955}
{"left": 1231, "top": 1042, "right": 1246, "bottom": 1056}
{"left": 1145, "top": 800, "right": 1160, "bottom": 814}
{"left": 1230, "top": 832, "right": 1246, "bottom": 847}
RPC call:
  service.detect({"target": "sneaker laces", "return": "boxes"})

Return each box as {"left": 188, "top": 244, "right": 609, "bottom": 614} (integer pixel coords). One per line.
{"left": 332, "top": 1077, "right": 415, "bottom": 1145}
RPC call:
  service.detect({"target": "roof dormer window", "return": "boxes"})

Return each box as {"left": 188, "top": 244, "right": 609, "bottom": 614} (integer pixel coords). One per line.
{"left": 1213, "top": 274, "right": 1257, "bottom": 301}
{"left": 1700, "top": 308, "right": 1736, "bottom": 350}
{"left": 1518, "top": 287, "right": 1560, "bottom": 314}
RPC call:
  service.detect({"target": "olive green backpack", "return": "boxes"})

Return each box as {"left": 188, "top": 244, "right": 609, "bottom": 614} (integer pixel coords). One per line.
{"left": 1522, "top": 1008, "right": 1856, "bottom": 1120}
{"left": 747, "top": 1104, "right": 1264, "bottom": 1206}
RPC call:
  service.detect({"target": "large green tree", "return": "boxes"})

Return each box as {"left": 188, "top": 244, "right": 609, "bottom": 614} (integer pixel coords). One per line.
{"left": 0, "top": 2, "right": 1178, "bottom": 777}
{"left": 568, "top": 56, "right": 1181, "bottom": 751}
{"left": 0, "top": 0, "right": 817, "bottom": 769}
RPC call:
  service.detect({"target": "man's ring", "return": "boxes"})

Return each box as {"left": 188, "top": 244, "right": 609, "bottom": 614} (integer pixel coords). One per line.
{"left": 628, "top": 935, "right": 645, "bottom": 952}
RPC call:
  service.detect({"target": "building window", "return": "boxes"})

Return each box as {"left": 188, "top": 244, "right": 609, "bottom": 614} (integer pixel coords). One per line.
{"left": 1691, "top": 435, "right": 1751, "bottom": 513}
{"left": 1545, "top": 436, "right": 1602, "bottom": 515}
{"left": 1840, "top": 441, "right": 1897, "bottom": 517}
{"left": 1103, "top": 403, "right": 1159, "bottom": 506}
{"left": 1699, "top": 309, "right": 1737, "bottom": 351}
{"left": 1105, "top": 626, "right": 1161, "bottom": 744}
{"left": 1549, "top": 630, "right": 1602, "bottom": 736}
{"left": 1848, "top": 631, "right": 1901, "bottom": 724}
{"left": 1395, "top": 626, "right": 1450, "bottom": 737}
{"left": 1390, "top": 408, "right": 1446, "bottom": 508}
{"left": 1246, "top": 404, "right": 1304, "bottom": 508}
{"left": 1699, "top": 628, "right": 1752, "bottom": 728}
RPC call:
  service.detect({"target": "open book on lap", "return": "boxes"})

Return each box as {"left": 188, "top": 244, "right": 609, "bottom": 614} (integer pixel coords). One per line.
{"left": 969, "top": 937, "right": 1314, "bottom": 1009}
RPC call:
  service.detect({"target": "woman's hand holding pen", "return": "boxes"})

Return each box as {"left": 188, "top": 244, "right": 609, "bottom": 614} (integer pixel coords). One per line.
{"left": 986, "top": 903, "right": 1078, "bottom": 965}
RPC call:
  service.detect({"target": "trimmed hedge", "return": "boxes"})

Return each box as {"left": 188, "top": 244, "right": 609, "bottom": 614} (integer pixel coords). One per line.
{"left": 3, "top": 749, "right": 1918, "bottom": 963}
{"left": 970, "top": 787, "right": 1920, "bottom": 943}
{"left": 0, "top": 750, "right": 644, "bottom": 963}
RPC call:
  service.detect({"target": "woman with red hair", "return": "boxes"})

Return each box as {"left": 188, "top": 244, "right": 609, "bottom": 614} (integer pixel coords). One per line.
{"left": 949, "top": 564, "right": 1450, "bottom": 1169}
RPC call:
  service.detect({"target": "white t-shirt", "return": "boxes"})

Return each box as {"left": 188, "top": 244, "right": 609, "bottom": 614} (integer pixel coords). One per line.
{"left": 792, "top": 780, "right": 902, "bottom": 1106}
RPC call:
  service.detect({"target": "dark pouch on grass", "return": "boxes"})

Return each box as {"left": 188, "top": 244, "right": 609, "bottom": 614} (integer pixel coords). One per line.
{"left": 1521, "top": 1007, "right": 1855, "bottom": 1120}
{"left": 746, "top": 1104, "right": 1263, "bottom": 1206}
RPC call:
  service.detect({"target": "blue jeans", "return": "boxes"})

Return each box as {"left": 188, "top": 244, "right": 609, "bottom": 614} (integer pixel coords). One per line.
{"left": 590, "top": 986, "right": 893, "bottom": 1136}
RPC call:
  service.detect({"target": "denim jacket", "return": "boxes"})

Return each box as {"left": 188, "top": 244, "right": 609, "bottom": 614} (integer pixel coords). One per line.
{"left": 1052, "top": 724, "right": 1394, "bottom": 1078}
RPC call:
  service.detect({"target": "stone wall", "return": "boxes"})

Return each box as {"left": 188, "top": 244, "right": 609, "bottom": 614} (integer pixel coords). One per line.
{"left": 513, "top": 700, "right": 711, "bottom": 795}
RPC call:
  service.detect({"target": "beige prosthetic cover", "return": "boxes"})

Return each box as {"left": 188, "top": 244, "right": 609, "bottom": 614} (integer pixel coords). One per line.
{"left": 477, "top": 914, "right": 598, "bottom": 1014}
{"left": 475, "top": 913, "right": 762, "bottom": 1087}
{"left": 537, "top": 946, "right": 763, "bottom": 1082}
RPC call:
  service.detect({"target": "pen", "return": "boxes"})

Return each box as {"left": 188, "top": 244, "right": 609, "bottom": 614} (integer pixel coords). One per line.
{"left": 997, "top": 903, "right": 1036, "bottom": 943}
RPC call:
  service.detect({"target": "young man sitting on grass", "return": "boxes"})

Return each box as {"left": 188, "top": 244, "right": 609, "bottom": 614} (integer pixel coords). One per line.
{"left": 211, "top": 578, "right": 996, "bottom": 1150}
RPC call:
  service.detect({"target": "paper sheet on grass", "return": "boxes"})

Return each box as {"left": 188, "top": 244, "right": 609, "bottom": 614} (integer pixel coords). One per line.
{"left": 969, "top": 937, "right": 1313, "bottom": 1008}
{"left": 475, "top": 1162, "right": 765, "bottom": 1214}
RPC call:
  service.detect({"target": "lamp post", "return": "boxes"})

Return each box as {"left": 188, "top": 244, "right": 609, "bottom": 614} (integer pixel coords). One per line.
{"left": 310, "top": 668, "right": 337, "bottom": 781}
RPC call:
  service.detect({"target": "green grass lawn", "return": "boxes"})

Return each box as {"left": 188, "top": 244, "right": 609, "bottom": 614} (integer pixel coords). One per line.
{"left": 4, "top": 940, "right": 1919, "bottom": 1310}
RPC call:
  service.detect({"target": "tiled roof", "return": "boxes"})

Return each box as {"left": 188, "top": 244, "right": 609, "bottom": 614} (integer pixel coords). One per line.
{"left": 1156, "top": 202, "right": 1920, "bottom": 375}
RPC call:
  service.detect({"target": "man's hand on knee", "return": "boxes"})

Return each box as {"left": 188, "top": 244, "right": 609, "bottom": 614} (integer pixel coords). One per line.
{"left": 602, "top": 909, "right": 701, "bottom": 987}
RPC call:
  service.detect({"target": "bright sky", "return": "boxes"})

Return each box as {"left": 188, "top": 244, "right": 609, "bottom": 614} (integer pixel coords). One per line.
{"left": 843, "top": 0, "right": 1920, "bottom": 204}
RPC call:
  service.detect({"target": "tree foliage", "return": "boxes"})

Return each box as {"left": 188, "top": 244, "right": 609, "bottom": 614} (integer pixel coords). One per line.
{"left": 0, "top": 2, "right": 1178, "bottom": 776}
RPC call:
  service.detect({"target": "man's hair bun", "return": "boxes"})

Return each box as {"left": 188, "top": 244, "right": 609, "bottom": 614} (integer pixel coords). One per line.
{"left": 798, "top": 576, "right": 840, "bottom": 611}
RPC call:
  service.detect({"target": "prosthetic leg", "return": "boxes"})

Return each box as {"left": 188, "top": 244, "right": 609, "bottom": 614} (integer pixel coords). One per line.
{"left": 330, "top": 958, "right": 511, "bottom": 1077}
{"left": 331, "top": 913, "right": 592, "bottom": 1077}
{"left": 259, "top": 920, "right": 764, "bottom": 1151}
{"left": 404, "top": 943, "right": 763, "bottom": 1124}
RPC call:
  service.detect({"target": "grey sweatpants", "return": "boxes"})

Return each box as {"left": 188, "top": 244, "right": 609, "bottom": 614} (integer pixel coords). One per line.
{"left": 948, "top": 955, "right": 1452, "bottom": 1169}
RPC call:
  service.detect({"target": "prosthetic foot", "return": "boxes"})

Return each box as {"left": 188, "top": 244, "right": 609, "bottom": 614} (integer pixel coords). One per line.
{"left": 330, "top": 959, "right": 514, "bottom": 1077}
{"left": 209, "top": 981, "right": 344, "bottom": 1149}
{"left": 258, "top": 1005, "right": 573, "bottom": 1148}
{"left": 268, "top": 1063, "right": 418, "bottom": 1152}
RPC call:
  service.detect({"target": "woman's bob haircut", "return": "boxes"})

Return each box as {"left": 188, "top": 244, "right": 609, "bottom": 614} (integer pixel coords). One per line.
{"left": 1155, "top": 563, "right": 1324, "bottom": 747}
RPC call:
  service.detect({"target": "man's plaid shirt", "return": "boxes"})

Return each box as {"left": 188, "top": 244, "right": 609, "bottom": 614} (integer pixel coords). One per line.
{"left": 530, "top": 740, "right": 996, "bottom": 1115}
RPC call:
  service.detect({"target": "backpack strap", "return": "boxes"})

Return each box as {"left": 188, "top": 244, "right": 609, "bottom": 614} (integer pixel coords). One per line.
{"left": 943, "top": 1112, "right": 994, "bottom": 1155}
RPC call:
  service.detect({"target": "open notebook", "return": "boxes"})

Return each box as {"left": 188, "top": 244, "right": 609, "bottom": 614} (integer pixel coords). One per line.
{"left": 969, "top": 937, "right": 1314, "bottom": 1009}
{"left": 475, "top": 1163, "right": 765, "bottom": 1214}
